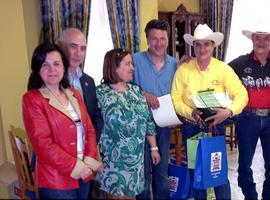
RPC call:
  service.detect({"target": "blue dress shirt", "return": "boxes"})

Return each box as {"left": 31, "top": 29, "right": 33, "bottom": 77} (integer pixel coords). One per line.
{"left": 132, "top": 51, "right": 178, "bottom": 96}
{"left": 68, "top": 67, "right": 83, "bottom": 97}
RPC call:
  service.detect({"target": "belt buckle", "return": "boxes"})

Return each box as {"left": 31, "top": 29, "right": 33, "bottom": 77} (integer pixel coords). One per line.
{"left": 255, "top": 109, "right": 268, "bottom": 116}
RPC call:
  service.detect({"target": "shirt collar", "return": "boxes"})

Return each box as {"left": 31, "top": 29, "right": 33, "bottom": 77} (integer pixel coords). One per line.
{"left": 195, "top": 57, "right": 214, "bottom": 72}
{"left": 146, "top": 50, "right": 168, "bottom": 65}
{"left": 68, "top": 66, "right": 83, "bottom": 79}
{"left": 252, "top": 51, "right": 270, "bottom": 61}
{"left": 39, "top": 87, "right": 81, "bottom": 120}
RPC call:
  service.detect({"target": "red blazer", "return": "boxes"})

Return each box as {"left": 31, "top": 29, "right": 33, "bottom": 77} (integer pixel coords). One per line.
{"left": 23, "top": 87, "right": 97, "bottom": 190}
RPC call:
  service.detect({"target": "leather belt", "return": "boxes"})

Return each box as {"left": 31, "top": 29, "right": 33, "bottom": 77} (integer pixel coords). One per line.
{"left": 244, "top": 108, "right": 270, "bottom": 116}
{"left": 178, "top": 116, "right": 198, "bottom": 126}
{"left": 74, "top": 119, "right": 81, "bottom": 123}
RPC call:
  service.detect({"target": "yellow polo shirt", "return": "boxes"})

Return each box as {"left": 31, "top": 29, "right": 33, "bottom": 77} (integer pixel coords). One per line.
{"left": 171, "top": 57, "right": 248, "bottom": 120}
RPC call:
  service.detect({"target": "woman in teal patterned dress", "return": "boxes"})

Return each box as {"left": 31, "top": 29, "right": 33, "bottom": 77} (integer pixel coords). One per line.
{"left": 96, "top": 49, "right": 160, "bottom": 199}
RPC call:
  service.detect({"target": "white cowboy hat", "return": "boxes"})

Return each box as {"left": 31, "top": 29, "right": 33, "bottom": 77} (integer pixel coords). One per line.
{"left": 183, "top": 24, "right": 224, "bottom": 47}
{"left": 242, "top": 25, "right": 270, "bottom": 40}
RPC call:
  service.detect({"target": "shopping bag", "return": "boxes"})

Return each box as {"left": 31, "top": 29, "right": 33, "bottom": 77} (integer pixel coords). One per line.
{"left": 193, "top": 135, "right": 228, "bottom": 189}
{"left": 168, "top": 162, "right": 193, "bottom": 199}
{"left": 187, "top": 132, "right": 209, "bottom": 169}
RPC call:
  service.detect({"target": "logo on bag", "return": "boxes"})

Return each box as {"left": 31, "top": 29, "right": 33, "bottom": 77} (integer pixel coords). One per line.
{"left": 211, "top": 152, "right": 222, "bottom": 172}
{"left": 169, "top": 176, "right": 179, "bottom": 192}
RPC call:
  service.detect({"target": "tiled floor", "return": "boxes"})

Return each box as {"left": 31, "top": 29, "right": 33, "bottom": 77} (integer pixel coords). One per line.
{"left": 228, "top": 140, "right": 264, "bottom": 200}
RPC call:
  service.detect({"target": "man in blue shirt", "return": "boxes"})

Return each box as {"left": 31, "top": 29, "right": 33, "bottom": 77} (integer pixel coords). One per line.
{"left": 133, "top": 19, "right": 178, "bottom": 199}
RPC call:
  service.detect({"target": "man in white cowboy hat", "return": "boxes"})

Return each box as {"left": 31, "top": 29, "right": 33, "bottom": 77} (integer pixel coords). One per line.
{"left": 228, "top": 25, "right": 270, "bottom": 199}
{"left": 171, "top": 24, "right": 248, "bottom": 199}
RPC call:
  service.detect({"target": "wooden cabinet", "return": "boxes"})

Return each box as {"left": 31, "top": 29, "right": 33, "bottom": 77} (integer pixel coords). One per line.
{"left": 159, "top": 4, "right": 204, "bottom": 60}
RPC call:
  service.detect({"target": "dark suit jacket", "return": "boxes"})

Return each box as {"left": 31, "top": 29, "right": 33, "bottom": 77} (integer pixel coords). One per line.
{"left": 80, "top": 73, "right": 103, "bottom": 142}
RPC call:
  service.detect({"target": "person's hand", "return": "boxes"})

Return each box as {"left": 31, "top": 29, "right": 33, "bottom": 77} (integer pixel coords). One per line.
{"left": 144, "top": 92, "right": 160, "bottom": 109}
{"left": 96, "top": 147, "right": 104, "bottom": 173}
{"left": 205, "top": 108, "right": 232, "bottom": 128}
{"left": 179, "top": 55, "right": 193, "bottom": 66}
{"left": 192, "top": 108, "right": 205, "bottom": 126}
{"left": 96, "top": 162, "right": 104, "bottom": 173}
{"left": 78, "top": 165, "right": 93, "bottom": 180}
{"left": 151, "top": 150, "right": 161, "bottom": 165}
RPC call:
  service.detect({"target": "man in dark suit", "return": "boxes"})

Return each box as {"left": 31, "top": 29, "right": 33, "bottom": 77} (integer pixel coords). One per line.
{"left": 58, "top": 28, "right": 103, "bottom": 142}
{"left": 58, "top": 28, "right": 104, "bottom": 198}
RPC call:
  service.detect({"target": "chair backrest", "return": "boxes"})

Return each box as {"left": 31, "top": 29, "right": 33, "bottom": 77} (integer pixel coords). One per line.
{"left": 8, "top": 126, "right": 36, "bottom": 199}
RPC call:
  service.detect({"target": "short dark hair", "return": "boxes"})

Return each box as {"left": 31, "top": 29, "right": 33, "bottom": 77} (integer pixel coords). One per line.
{"left": 102, "top": 48, "right": 130, "bottom": 84}
{"left": 144, "top": 19, "right": 170, "bottom": 38}
{"left": 27, "top": 43, "right": 70, "bottom": 90}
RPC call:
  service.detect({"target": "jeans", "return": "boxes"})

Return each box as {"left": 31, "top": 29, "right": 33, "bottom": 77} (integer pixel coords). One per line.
{"left": 183, "top": 122, "right": 231, "bottom": 200}
{"left": 236, "top": 111, "right": 270, "bottom": 199}
{"left": 39, "top": 179, "right": 90, "bottom": 199}
{"left": 137, "top": 126, "right": 171, "bottom": 200}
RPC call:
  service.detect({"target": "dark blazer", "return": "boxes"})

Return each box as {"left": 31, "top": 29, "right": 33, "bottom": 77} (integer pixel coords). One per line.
{"left": 80, "top": 73, "right": 103, "bottom": 142}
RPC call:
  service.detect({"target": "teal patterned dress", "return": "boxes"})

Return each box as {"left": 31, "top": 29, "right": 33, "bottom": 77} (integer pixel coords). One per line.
{"left": 96, "top": 83, "right": 156, "bottom": 196}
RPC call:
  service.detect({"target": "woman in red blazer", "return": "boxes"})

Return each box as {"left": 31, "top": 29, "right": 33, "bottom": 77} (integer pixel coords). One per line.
{"left": 22, "top": 43, "right": 101, "bottom": 199}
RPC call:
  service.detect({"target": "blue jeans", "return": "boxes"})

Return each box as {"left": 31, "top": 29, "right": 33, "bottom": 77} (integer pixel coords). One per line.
{"left": 236, "top": 111, "right": 270, "bottom": 199}
{"left": 137, "top": 126, "right": 171, "bottom": 200}
{"left": 183, "top": 122, "right": 231, "bottom": 200}
{"left": 39, "top": 179, "right": 90, "bottom": 199}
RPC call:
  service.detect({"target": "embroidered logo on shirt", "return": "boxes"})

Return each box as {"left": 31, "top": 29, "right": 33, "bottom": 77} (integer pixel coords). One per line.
{"left": 244, "top": 67, "right": 253, "bottom": 74}
{"left": 211, "top": 80, "right": 220, "bottom": 86}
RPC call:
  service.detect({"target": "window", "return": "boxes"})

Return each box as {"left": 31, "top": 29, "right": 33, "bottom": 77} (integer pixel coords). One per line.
{"left": 84, "top": 0, "right": 113, "bottom": 85}
{"left": 225, "top": 0, "right": 270, "bottom": 63}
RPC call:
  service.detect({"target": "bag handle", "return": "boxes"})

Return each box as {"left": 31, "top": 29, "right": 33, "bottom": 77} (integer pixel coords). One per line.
{"left": 208, "top": 125, "right": 219, "bottom": 136}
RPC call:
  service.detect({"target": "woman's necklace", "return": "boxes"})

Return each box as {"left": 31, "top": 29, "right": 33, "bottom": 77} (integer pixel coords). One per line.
{"left": 46, "top": 86, "right": 69, "bottom": 107}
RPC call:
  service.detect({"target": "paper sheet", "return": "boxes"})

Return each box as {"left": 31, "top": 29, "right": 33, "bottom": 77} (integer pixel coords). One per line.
{"left": 151, "top": 94, "right": 182, "bottom": 127}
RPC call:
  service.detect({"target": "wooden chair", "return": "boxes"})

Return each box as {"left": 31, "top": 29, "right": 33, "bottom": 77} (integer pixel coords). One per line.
{"left": 224, "top": 120, "right": 237, "bottom": 151}
{"left": 170, "top": 125, "right": 185, "bottom": 165}
{"left": 9, "top": 126, "right": 37, "bottom": 199}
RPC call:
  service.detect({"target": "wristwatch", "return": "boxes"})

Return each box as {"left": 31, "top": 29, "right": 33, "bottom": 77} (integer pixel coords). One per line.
{"left": 150, "top": 146, "right": 159, "bottom": 151}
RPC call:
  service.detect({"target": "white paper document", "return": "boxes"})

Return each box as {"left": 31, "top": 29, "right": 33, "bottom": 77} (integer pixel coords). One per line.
{"left": 151, "top": 94, "right": 182, "bottom": 127}
{"left": 192, "top": 92, "right": 232, "bottom": 108}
